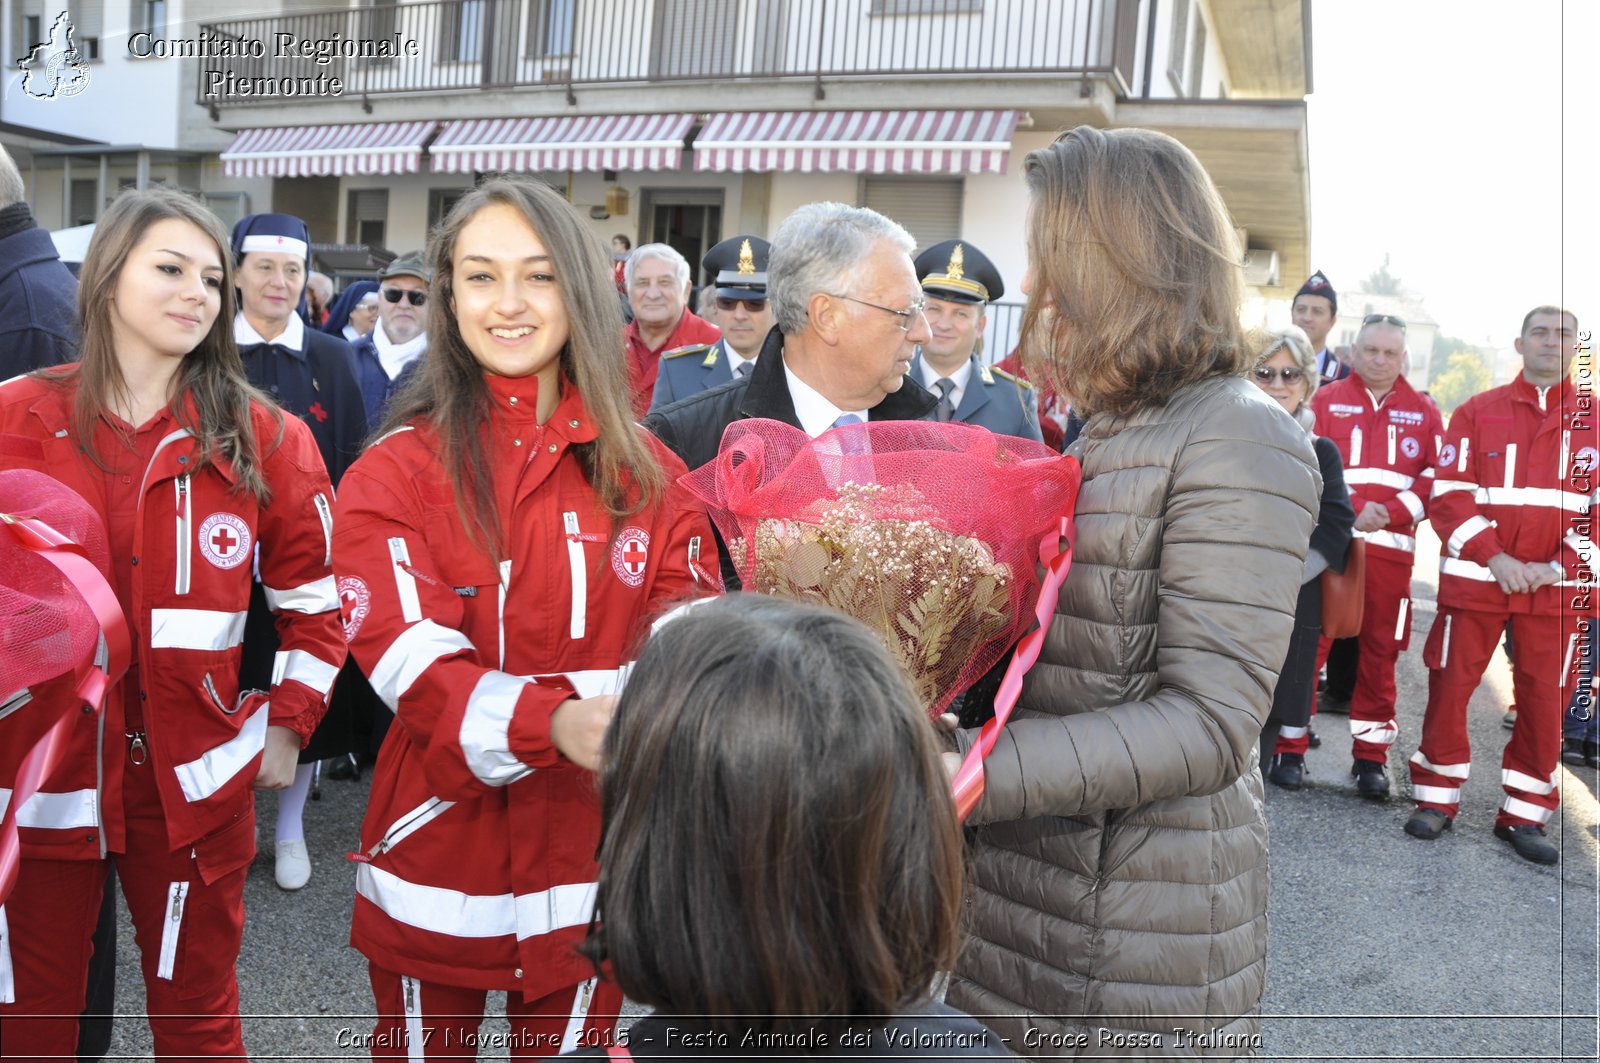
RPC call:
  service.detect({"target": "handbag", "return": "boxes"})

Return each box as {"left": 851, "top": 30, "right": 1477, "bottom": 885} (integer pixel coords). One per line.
{"left": 1320, "top": 537, "right": 1366, "bottom": 639}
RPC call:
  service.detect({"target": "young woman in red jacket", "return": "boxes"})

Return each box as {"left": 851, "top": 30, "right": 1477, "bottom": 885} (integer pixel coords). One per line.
{"left": 333, "top": 176, "right": 718, "bottom": 1057}
{"left": 0, "top": 189, "right": 344, "bottom": 1055}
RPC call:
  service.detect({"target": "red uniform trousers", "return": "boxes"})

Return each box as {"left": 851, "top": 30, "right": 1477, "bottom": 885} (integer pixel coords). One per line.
{"left": 0, "top": 754, "right": 251, "bottom": 1060}
{"left": 368, "top": 962, "right": 623, "bottom": 1060}
{"left": 1275, "top": 637, "right": 1335, "bottom": 757}
{"left": 1409, "top": 607, "right": 1584, "bottom": 828}
{"left": 1347, "top": 551, "right": 1416, "bottom": 763}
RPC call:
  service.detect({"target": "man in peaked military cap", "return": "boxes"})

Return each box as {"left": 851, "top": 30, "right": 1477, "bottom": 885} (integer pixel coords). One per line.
{"left": 648, "top": 235, "right": 776, "bottom": 412}
{"left": 910, "top": 239, "right": 1041, "bottom": 442}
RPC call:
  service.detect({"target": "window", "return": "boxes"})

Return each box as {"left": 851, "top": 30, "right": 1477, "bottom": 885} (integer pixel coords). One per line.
{"left": 870, "top": 0, "right": 982, "bottom": 13}
{"left": 82, "top": 36, "right": 100, "bottom": 60}
{"left": 1186, "top": 17, "right": 1207, "bottom": 98}
{"left": 346, "top": 189, "right": 389, "bottom": 247}
{"left": 1166, "top": 0, "right": 1189, "bottom": 94}
{"left": 861, "top": 176, "right": 962, "bottom": 255}
{"left": 440, "top": 0, "right": 483, "bottom": 63}
{"left": 526, "top": 0, "right": 575, "bottom": 58}
{"left": 69, "top": 179, "right": 97, "bottom": 226}
{"left": 428, "top": 188, "right": 471, "bottom": 230}
{"left": 204, "top": 191, "right": 250, "bottom": 229}
{"left": 142, "top": 0, "right": 166, "bottom": 41}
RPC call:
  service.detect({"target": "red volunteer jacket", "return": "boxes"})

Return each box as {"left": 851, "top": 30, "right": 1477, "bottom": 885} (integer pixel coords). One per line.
{"left": 0, "top": 372, "right": 343, "bottom": 858}
{"left": 1313, "top": 372, "right": 1444, "bottom": 565}
{"left": 623, "top": 308, "right": 720, "bottom": 420}
{"left": 334, "top": 374, "right": 717, "bottom": 998}
{"left": 1430, "top": 373, "right": 1597, "bottom": 615}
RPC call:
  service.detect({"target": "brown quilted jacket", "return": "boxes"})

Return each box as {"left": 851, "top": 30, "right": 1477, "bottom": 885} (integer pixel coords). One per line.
{"left": 949, "top": 374, "right": 1320, "bottom": 1060}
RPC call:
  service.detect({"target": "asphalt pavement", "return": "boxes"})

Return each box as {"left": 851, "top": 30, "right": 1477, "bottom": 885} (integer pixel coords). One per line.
{"left": 97, "top": 526, "right": 1599, "bottom": 1060}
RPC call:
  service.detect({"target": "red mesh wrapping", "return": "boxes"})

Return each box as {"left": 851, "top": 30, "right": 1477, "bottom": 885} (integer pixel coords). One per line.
{"left": 0, "top": 469, "right": 111, "bottom": 697}
{"left": 680, "top": 418, "right": 1081, "bottom": 715}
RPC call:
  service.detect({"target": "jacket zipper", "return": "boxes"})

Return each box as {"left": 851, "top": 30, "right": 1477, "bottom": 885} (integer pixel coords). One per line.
{"left": 563, "top": 512, "right": 587, "bottom": 641}
{"left": 403, "top": 976, "right": 425, "bottom": 1063}
{"left": 156, "top": 880, "right": 189, "bottom": 980}
{"left": 312, "top": 492, "right": 333, "bottom": 568}
{"left": 0, "top": 907, "right": 12, "bottom": 1004}
{"left": 173, "top": 474, "right": 192, "bottom": 595}
{"left": 0, "top": 688, "right": 30, "bottom": 722}
{"left": 202, "top": 672, "right": 240, "bottom": 715}
{"left": 362, "top": 797, "right": 456, "bottom": 860}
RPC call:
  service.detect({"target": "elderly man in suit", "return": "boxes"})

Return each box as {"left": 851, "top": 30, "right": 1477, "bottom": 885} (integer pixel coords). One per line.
{"left": 909, "top": 240, "right": 1041, "bottom": 443}
{"left": 650, "top": 235, "right": 775, "bottom": 411}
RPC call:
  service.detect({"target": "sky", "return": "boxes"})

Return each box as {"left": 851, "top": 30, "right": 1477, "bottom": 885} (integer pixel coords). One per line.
{"left": 1306, "top": 0, "right": 1596, "bottom": 349}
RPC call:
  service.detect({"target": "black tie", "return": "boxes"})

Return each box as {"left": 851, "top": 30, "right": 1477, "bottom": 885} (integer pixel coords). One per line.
{"left": 735, "top": 361, "right": 752, "bottom": 379}
{"left": 934, "top": 378, "right": 956, "bottom": 422}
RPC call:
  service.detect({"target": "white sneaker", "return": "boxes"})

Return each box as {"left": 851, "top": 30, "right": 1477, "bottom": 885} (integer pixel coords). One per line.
{"left": 275, "top": 839, "right": 312, "bottom": 890}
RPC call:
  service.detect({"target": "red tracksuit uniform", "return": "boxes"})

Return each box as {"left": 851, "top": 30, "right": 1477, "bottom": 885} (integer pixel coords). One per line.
{"left": 0, "top": 372, "right": 343, "bottom": 1057}
{"left": 1313, "top": 373, "right": 1443, "bottom": 764}
{"left": 1409, "top": 374, "right": 1596, "bottom": 827}
{"left": 334, "top": 374, "right": 717, "bottom": 1059}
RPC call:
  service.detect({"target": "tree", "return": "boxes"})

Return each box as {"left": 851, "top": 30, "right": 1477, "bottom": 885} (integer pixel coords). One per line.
{"left": 1366, "top": 253, "right": 1403, "bottom": 296}
{"left": 1429, "top": 348, "right": 1492, "bottom": 414}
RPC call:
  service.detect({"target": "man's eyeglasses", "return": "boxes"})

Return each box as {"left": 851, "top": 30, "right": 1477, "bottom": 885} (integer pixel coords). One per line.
{"left": 1362, "top": 313, "right": 1405, "bottom": 329}
{"left": 1253, "top": 365, "right": 1305, "bottom": 385}
{"left": 716, "top": 296, "right": 768, "bottom": 313}
{"left": 382, "top": 288, "right": 428, "bottom": 307}
{"left": 831, "top": 293, "right": 927, "bottom": 332}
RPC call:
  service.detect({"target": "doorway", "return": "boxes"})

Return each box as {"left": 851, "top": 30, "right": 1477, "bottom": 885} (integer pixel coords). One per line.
{"left": 642, "top": 189, "right": 724, "bottom": 285}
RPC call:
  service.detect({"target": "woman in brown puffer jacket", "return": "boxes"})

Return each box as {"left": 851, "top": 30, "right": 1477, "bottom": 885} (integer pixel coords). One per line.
{"left": 948, "top": 127, "right": 1321, "bottom": 1060}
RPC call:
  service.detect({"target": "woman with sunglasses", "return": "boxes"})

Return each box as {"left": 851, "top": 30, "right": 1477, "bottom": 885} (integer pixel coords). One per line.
{"left": 1252, "top": 327, "right": 1356, "bottom": 789}
{"left": 0, "top": 189, "right": 343, "bottom": 1056}
{"left": 332, "top": 175, "right": 718, "bottom": 1057}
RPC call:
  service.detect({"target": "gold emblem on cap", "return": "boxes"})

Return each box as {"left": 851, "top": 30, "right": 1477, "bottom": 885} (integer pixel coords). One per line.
{"left": 947, "top": 243, "right": 966, "bottom": 281}
{"left": 737, "top": 239, "right": 756, "bottom": 276}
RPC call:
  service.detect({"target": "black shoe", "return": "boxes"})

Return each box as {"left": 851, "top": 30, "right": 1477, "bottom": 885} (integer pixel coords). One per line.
{"left": 1268, "top": 753, "right": 1305, "bottom": 791}
{"left": 326, "top": 754, "right": 362, "bottom": 781}
{"left": 1403, "top": 808, "right": 1452, "bottom": 840}
{"left": 1307, "top": 727, "right": 1322, "bottom": 749}
{"left": 1319, "top": 691, "right": 1351, "bottom": 716}
{"left": 1351, "top": 759, "right": 1390, "bottom": 800}
{"left": 1563, "top": 738, "right": 1589, "bottom": 766}
{"left": 1494, "top": 823, "right": 1559, "bottom": 865}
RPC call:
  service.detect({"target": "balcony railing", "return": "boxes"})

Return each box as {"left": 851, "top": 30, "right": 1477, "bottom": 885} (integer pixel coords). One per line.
{"left": 196, "top": 0, "right": 1138, "bottom": 107}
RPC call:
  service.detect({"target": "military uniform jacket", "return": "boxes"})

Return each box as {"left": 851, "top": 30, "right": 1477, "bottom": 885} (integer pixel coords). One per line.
{"left": 647, "top": 337, "right": 738, "bottom": 413}
{"left": 910, "top": 352, "right": 1043, "bottom": 443}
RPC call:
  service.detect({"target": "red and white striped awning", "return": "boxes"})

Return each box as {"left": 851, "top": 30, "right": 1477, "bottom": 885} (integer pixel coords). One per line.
{"left": 694, "top": 110, "right": 1021, "bottom": 175}
{"left": 220, "top": 122, "right": 438, "bottom": 178}
{"left": 431, "top": 114, "right": 694, "bottom": 174}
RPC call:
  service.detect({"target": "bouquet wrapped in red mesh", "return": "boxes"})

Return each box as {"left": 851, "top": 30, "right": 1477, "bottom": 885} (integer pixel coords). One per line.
{"left": 680, "top": 418, "right": 1080, "bottom": 716}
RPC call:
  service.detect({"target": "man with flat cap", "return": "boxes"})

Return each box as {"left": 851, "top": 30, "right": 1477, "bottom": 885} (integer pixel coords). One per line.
{"left": 649, "top": 236, "right": 776, "bottom": 412}
{"left": 1294, "top": 269, "right": 1351, "bottom": 385}
{"left": 351, "top": 251, "right": 431, "bottom": 427}
{"left": 910, "top": 240, "right": 1041, "bottom": 443}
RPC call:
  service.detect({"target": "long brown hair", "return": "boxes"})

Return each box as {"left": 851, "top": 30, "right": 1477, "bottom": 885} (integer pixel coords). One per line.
{"left": 64, "top": 188, "right": 279, "bottom": 501}
{"left": 378, "top": 176, "right": 662, "bottom": 557}
{"left": 1022, "top": 126, "right": 1251, "bottom": 419}
{"left": 587, "top": 594, "right": 965, "bottom": 1042}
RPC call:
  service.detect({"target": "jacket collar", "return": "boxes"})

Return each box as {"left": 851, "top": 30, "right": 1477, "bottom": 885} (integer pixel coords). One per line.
{"left": 234, "top": 311, "right": 307, "bottom": 359}
{"left": 739, "top": 327, "right": 938, "bottom": 424}
{"left": 1350, "top": 370, "right": 1419, "bottom": 410}
{"left": 1511, "top": 371, "right": 1574, "bottom": 414}
{"left": 0, "top": 226, "right": 66, "bottom": 282}
{"left": 484, "top": 372, "right": 600, "bottom": 445}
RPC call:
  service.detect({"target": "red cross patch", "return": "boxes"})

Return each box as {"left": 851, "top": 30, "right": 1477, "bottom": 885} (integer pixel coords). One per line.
{"left": 308, "top": 401, "right": 328, "bottom": 423}
{"left": 610, "top": 527, "right": 651, "bottom": 588}
{"left": 197, "top": 512, "right": 252, "bottom": 570}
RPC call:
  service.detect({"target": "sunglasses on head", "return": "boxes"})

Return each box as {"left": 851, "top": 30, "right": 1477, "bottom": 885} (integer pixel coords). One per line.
{"left": 382, "top": 287, "right": 427, "bottom": 307}
{"left": 715, "top": 296, "right": 768, "bottom": 313}
{"left": 1253, "top": 365, "right": 1305, "bottom": 385}
{"left": 1362, "top": 313, "right": 1406, "bottom": 329}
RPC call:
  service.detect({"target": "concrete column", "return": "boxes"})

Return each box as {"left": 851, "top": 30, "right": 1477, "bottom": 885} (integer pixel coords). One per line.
{"left": 61, "top": 156, "right": 72, "bottom": 228}
{"left": 136, "top": 151, "right": 151, "bottom": 190}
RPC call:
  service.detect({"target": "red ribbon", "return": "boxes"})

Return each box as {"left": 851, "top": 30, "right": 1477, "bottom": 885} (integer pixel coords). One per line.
{"left": 0, "top": 514, "right": 130, "bottom": 905}
{"left": 951, "top": 514, "right": 1074, "bottom": 821}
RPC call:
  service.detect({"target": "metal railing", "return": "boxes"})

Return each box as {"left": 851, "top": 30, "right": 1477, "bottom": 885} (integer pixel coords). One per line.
{"left": 196, "top": 0, "right": 1138, "bottom": 107}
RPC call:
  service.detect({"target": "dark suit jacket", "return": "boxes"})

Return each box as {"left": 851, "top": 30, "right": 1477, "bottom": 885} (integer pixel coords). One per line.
{"left": 0, "top": 226, "right": 78, "bottom": 378}
{"left": 911, "top": 352, "right": 1043, "bottom": 443}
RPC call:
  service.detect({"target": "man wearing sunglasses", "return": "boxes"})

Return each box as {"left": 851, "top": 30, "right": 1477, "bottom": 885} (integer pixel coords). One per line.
{"left": 910, "top": 239, "right": 1041, "bottom": 443}
{"left": 1311, "top": 313, "right": 1444, "bottom": 801}
{"left": 649, "top": 235, "right": 775, "bottom": 412}
{"left": 350, "top": 251, "right": 432, "bottom": 426}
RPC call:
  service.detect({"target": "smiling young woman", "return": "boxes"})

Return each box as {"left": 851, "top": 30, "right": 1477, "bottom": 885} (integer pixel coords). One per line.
{"left": 0, "top": 188, "right": 344, "bottom": 1056}
{"left": 331, "top": 176, "right": 720, "bottom": 1058}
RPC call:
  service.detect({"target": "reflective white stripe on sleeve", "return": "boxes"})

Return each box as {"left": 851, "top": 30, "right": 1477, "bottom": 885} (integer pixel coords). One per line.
{"left": 156, "top": 881, "right": 189, "bottom": 980}
{"left": 1393, "top": 598, "right": 1410, "bottom": 642}
{"left": 1457, "top": 437, "right": 1469, "bottom": 471}
{"left": 263, "top": 576, "right": 339, "bottom": 614}
{"left": 1350, "top": 426, "right": 1362, "bottom": 467}
{"left": 537, "top": 667, "right": 633, "bottom": 700}
{"left": 1350, "top": 718, "right": 1399, "bottom": 745}
{"left": 1366, "top": 530, "right": 1417, "bottom": 553}
{"left": 356, "top": 863, "right": 518, "bottom": 938}
{"left": 1343, "top": 467, "right": 1415, "bottom": 491}
{"left": 1432, "top": 478, "right": 1479, "bottom": 497}
{"left": 1501, "top": 795, "right": 1553, "bottom": 824}
{"left": 148, "top": 609, "right": 248, "bottom": 651}
{"left": 369, "top": 621, "right": 475, "bottom": 711}
{"left": 388, "top": 537, "right": 422, "bottom": 624}
{"left": 1438, "top": 613, "right": 1452, "bottom": 669}
{"left": 1560, "top": 430, "right": 1571, "bottom": 484}
{"left": 1409, "top": 750, "right": 1469, "bottom": 780}
{"left": 1411, "top": 784, "right": 1460, "bottom": 805}
{"left": 271, "top": 650, "right": 340, "bottom": 697}
{"left": 173, "top": 701, "right": 270, "bottom": 803}
{"left": 313, "top": 492, "right": 333, "bottom": 568}
{"left": 1394, "top": 490, "right": 1425, "bottom": 523}
{"left": 1503, "top": 768, "right": 1557, "bottom": 796}
{"left": 1476, "top": 486, "right": 1591, "bottom": 512}
{"left": 563, "top": 512, "right": 587, "bottom": 641}
{"left": 1503, "top": 443, "right": 1517, "bottom": 488}
{"left": 459, "top": 672, "right": 536, "bottom": 786}
{"left": 1440, "top": 557, "right": 1497, "bottom": 582}
{"left": 513, "top": 881, "right": 599, "bottom": 940}
{"left": 0, "top": 787, "right": 99, "bottom": 829}
{"left": 1564, "top": 633, "right": 1579, "bottom": 680}
{"left": 560, "top": 978, "right": 599, "bottom": 1054}
{"left": 0, "top": 905, "right": 12, "bottom": 1003}
{"left": 1446, "top": 515, "right": 1493, "bottom": 558}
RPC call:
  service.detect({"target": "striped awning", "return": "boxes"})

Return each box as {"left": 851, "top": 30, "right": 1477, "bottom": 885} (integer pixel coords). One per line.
{"left": 431, "top": 114, "right": 694, "bottom": 174}
{"left": 694, "top": 110, "right": 1021, "bottom": 174}
{"left": 220, "top": 122, "right": 437, "bottom": 178}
